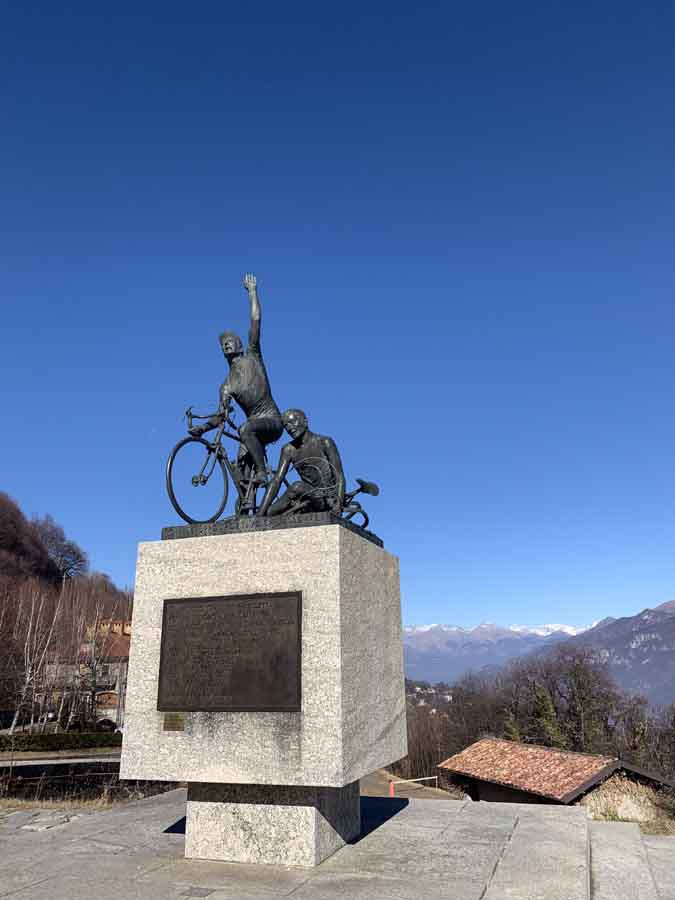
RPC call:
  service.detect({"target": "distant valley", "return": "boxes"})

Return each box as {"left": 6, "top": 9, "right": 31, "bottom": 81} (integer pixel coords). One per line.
{"left": 403, "top": 601, "right": 675, "bottom": 705}
{"left": 403, "top": 622, "right": 588, "bottom": 685}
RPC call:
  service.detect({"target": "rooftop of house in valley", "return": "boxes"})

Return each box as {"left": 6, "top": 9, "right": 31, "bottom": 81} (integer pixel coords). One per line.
{"left": 438, "top": 737, "right": 674, "bottom": 803}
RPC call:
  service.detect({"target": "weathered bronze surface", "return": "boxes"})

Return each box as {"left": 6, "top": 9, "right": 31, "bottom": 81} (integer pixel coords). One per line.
{"left": 161, "top": 511, "right": 383, "bottom": 548}
{"left": 157, "top": 592, "right": 301, "bottom": 712}
{"left": 165, "top": 274, "right": 380, "bottom": 530}
{"left": 162, "top": 712, "right": 186, "bottom": 731}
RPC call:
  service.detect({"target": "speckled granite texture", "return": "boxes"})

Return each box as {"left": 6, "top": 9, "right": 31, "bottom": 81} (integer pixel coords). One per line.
{"left": 185, "top": 781, "right": 360, "bottom": 866}
{"left": 120, "top": 524, "right": 407, "bottom": 787}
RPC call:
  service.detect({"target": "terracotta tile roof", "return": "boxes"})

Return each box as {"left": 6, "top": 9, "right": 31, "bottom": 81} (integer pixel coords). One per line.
{"left": 438, "top": 738, "right": 617, "bottom": 802}
{"left": 100, "top": 633, "right": 130, "bottom": 659}
{"left": 77, "top": 632, "right": 131, "bottom": 661}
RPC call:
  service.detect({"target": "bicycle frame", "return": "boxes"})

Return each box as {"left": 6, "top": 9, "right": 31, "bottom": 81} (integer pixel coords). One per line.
{"left": 170, "top": 405, "right": 274, "bottom": 523}
{"left": 179, "top": 407, "right": 373, "bottom": 524}
{"left": 193, "top": 422, "right": 226, "bottom": 486}
{"left": 201, "top": 419, "right": 264, "bottom": 513}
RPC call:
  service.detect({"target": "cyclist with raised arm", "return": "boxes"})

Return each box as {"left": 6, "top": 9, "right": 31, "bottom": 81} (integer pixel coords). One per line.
{"left": 190, "top": 274, "right": 283, "bottom": 485}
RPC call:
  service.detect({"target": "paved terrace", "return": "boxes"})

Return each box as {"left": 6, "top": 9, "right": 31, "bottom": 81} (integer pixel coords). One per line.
{"left": 1, "top": 786, "right": 674, "bottom": 899}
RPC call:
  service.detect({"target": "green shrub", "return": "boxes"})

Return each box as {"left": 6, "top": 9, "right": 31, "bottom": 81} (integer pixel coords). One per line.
{"left": 0, "top": 731, "right": 122, "bottom": 752}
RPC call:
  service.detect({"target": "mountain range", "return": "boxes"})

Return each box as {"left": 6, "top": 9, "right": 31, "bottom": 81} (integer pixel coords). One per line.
{"left": 403, "top": 601, "right": 675, "bottom": 705}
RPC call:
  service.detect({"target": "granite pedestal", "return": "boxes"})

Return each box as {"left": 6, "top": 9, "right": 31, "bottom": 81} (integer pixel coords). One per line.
{"left": 120, "top": 521, "right": 407, "bottom": 866}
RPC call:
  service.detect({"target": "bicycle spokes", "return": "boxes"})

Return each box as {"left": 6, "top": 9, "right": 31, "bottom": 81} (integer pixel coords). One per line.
{"left": 167, "top": 438, "right": 229, "bottom": 524}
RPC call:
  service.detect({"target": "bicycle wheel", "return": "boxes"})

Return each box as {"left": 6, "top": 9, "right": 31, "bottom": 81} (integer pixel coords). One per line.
{"left": 166, "top": 437, "right": 229, "bottom": 524}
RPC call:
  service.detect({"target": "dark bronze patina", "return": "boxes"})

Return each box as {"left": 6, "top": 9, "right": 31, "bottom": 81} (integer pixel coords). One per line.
{"left": 165, "top": 274, "right": 379, "bottom": 530}
{"left": 188, "top": 274, "right": 282, "bottom": 486}
{"left": 257, "top": 409, "right": 379, "bottom": 529}
{"left": 163, "top": 712, "right": 186, "bottom": 731}
{"left": 157, "top": 592, "right": 301, "bottom": 712}
{"left": 161, "top": 511, "right": 384, "bottom": 548}
{"left": 258, "top": 409, "right": 345, "bottom": 517}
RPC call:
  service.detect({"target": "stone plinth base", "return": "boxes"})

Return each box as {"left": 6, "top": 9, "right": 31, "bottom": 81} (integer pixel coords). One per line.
{"left": 185, "top": 781, "right": 360, "bottom": 867}
{"left": 120, "top": 522, "right": 407, "bottom": 868}
{"left": 121, "top": 524, "right": 407, "bottom": 787}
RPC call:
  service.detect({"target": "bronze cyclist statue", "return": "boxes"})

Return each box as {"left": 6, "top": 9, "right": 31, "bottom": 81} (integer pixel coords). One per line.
{"left": 166, "top": 275, "right": 378, "bottom": 530}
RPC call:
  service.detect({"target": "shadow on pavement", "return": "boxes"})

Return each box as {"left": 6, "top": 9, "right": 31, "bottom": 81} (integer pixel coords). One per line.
{"left": 353, "top": 796, "right": 409, "bottom": 843}
{"left": 164, "top": 815, "right": 186, "bottom": 834}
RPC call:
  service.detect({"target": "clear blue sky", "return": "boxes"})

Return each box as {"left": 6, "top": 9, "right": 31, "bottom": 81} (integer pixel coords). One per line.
{"left": 2, "top": 2, "right": 675, "bottom": 627}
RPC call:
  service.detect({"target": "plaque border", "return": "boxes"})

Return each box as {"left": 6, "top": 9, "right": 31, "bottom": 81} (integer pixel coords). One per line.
{"left": 156, "top": 591, "right": 302, "bottom": 713}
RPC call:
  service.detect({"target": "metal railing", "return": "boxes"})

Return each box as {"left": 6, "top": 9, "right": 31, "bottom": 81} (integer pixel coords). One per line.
{"left": 389, "top": 775, "right": 439, "bottom": 796}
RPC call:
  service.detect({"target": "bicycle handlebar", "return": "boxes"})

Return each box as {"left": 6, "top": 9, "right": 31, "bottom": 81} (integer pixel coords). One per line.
{"left": 184, "top": 405, "right": 239, "bottom": 435}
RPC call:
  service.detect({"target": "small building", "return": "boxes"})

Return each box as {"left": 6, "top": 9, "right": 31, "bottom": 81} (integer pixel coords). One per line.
{"left": 437, "top": 738, "right": 674, "bottom": 812}
{"left": 95, "top": 690, "right": 122, "bottom": 724}
{"left": 44, "top": 621, "right": 131, "bottom": 728}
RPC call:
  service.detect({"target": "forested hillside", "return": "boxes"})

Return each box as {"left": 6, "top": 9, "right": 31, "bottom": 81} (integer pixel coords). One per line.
{"left": 0, "top": 492, "right": 132, "bottom": 730}
{"left": 398, "top": 646, "right": 675, "bottom": 785}
{"left": 404, "top": 606, "right": 675, "bottom": 706}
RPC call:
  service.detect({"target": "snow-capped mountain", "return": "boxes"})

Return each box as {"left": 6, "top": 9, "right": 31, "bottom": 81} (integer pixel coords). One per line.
{"left": 404, "top": 622, "right": 592, "bottom": 637}
{"left": 403, "top": 605, "right": 675, "bottom": 705}
{"left": 507, "top": 623, "right": 593, "bottom": 637}
{"left": 403, "top": 621, "right": 592, "bottom": 684}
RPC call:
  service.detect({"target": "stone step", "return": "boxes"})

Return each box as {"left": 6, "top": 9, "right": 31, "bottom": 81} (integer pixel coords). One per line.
{"left": 642, "top": 834, "right": 675, "bottom": 899}
{"left": 309, "top": 798, "right": 592, "bottom": 900}
{"left": 589, "top": 821, "right": 658, "bottom": 900}
{"left": 483, "top": 804, "right": 590, "bottom": 900}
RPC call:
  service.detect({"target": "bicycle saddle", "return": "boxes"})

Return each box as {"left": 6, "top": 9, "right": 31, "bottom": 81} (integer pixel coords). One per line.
{"left": 356, "top": 478, "right": 379, "bottom": 496}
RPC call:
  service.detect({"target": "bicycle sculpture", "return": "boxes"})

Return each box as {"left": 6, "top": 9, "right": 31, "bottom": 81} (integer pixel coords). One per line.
{"left": 167, "top": 400, "right": 268, "bottom": 523}
{"left": 166, "top": 275, "right": 379, "bottom": 530}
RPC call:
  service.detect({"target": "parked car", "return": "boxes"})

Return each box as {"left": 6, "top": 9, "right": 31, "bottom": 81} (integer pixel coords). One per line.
{"left": 95, "top": 718, "right": 116, "bottom": 732}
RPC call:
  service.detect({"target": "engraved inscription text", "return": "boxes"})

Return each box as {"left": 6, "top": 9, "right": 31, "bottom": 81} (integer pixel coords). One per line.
{"left": 157, "top": 593, "right": 301, "bottom": 712}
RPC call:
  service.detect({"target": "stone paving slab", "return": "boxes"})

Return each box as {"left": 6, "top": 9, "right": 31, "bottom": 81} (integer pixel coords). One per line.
{"left": 137, "top": 856, "right": 311, "bottom": 896}
{"left": 0, "top": 810, "right": 38, "bottom": 832}
{"left": 643, "top": 835, "right": 675, "bottom": 900}
{"left": 3, "top": 784, "right": 675, "bottom": 899}
{"left": 319, "top": 824, "right": 506, "bottom": 880}
{"left": 288, "top": 870, "right": 486, "bottom": 900}
{"left": 0, "top": 788, "right": 597, "bottom": 900}
{"left": 484, "top": 808, "right": 589, "bottom": 900}
{"left": 589, "top": 821, "right": 657, "bottom": 900}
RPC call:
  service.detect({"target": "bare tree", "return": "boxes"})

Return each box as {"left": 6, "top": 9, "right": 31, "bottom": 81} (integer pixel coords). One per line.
{"left": 0, "top": 495, "right": 133, "bottom": 735}
{"left": 402, "top": 648, "right": 675, "bottom": 789}
{"left": 31, "top": 514, "right": 88, "bottom": 580}
{"left": 9, "top": 580, "right": 64, "bottom": 734}
{"left": 393, "top": 703, "right": 448, "bottom": 780}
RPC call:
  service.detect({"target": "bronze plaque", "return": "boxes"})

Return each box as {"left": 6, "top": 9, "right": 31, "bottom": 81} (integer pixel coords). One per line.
{"left": 163, "top": 712, "right": 185, "bottom": 731}
{"left": 157, "top": 592, "right": 301, "bottom": 712}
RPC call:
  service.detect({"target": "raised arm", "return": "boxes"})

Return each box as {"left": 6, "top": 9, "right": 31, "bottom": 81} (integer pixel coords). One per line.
{"left": 324, "top": 438, "right": 346, "bottom": 513}
{"left": 243, "top": 272, "right": 261, "bottom": 353}
{"left": 258, "top": 444, "right": 293, "bottom": 516}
